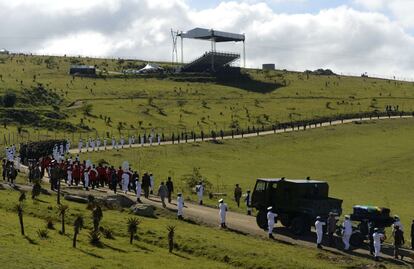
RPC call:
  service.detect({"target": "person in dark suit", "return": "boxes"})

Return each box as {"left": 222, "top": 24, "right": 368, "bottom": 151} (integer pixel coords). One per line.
{"left": 142, "top": 172, "right": 151, "bottom": 198}
{"left": 166, "top": 177, "right": 174, "bottom": 203}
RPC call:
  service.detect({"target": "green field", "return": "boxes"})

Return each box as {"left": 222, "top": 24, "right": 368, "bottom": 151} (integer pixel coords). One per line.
{"left": 82, "top": 118, "right": 414, "bottom": 232}
{"left": 1, "top": 54, "right": 414, "bottom": 149}
{"left": 0, "top": 187, "right": 396, "bottom": 269}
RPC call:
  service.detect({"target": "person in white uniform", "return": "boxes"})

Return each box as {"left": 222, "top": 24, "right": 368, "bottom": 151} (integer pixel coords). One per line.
{"left": 135, "top": 178, "right": 142, "bottom": 203}
{"left": 120, "top": 137, "right": 125, "bottom": 149}
{"left": 177, "top": 193, "right": 184, "bottom": 220}
{"left": 111, "top": 137, "right": 115, "bottom": 150}
{"left": 218, "top": 199, "right": 228, "bottom": 228}
{"left": 149, "top": 173, "right": 154, "bottom": 194}
{"left": 315, "top": 216, "right": 326, "bottom": 249}
{"left": 267, "top": 206, "right": 277, "bottom": 239}
{"left": 196, "top": 182, "right": 204, "bottom": 205}
{"left": 96, "top": 138, "right": 101, "bottom": 151}
{"left": 342, "top": 215, "right": 353, "bottom": 251}
{"left": 121, "top": 161, "right": 130, "bottom": 194}
{"left": 373, "top": 228, "right": 385, "bottom": 261}
{"left": 78, "top": 139, "right": 83, "bottom": 153}
{"left": 103, "top": 138, "right": 107, "bottom": 150}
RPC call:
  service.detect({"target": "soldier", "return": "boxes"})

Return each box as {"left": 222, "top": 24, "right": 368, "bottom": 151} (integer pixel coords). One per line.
{"left": 135, "top": 176, "right": 142, "bottom": 203}
{"left": 315, "top": 216, "right": 326, "bottom": 249}
{"left": 111, "top": 137, "right": 116, "bottom": 150}
{"left": 342, "top": 215, "right": 353, "bottom": 251}
{"left": 196, "top": 181, "right": 204, "bottom": 205}
{"left": 103, "top": 138, "right": 107, "bottom": 150}
{"left": 120, "top": 137, "right": 125, "bottom": 149}
{"left": 234, "top": 184, "right": 242, "bottom": 207}
{"left": 267, "top": 206, "right": 277, "bottom": 239}
{"left": 128, "top": 136, "right": 132, "bottom": 148}
{"left": 218, "top": 199, "right": 228, "bottom": 228}
{"left": 67, "top": 164, "right": 73, "bottom": 186}
{"left": 372, "top": 228, "right": 385, "bottom": 261}
{"left": 90, "top": 139, "right": 95, "bottom": 152}
{"left": 166, "top": 177, "right": 174, "bottom": 203}
{"left": 66, "top": 140, "right": 71, "bottom": 153}
{"left": 177, "top": 193, "right": 184, "bottom": 220}
{"left": 157, "top": 134, "right": 161, "bottom": 145}
{"left": 245, "top": 190, "right": 252, "bottom": 215}
{"left": 96, "top": 138, "right": 101, "bottom": 151}
{"left": 84, "top": 163, "right": 90, "bottom": 191}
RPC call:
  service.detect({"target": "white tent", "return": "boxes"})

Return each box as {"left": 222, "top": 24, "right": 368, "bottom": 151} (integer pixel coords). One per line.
{"left": 137, "top": 63, "right": 163, "bottom": 73}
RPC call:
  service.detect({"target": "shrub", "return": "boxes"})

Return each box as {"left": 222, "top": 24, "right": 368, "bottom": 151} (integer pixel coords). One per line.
{"left": 88, "top": 230, "right": 102, "bottom": 246}
{"left": 2, "top": 91, "right": 17, "bottom": 107}
{"left": 37, "top": 229, "right": 49, "bottom": 239}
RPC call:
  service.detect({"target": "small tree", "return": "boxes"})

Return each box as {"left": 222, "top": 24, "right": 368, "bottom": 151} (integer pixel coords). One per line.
{"left": 73, "top": 216, "right": 84, "bottom": 248}
{"left": 58, "top": 204, "right": 69, "bottom": 234}
{"left": 127, "top": 217, "right": 140, "bottom": 244}
{"left": 16, "top": 203, "right": 24, "bottom": 235}
{"left": 92, "top": 205, "right": 103, "bottom": 232}
{"left": 167, "top": 225, "right": 176, "bottom": 253}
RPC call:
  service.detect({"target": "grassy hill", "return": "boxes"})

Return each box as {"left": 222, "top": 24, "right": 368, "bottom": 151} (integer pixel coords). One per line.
{"left": 0, "top": 187, "right": 398, "bottom": 269}
{"left": 82, "top": 117, "right": 414, "bottom": 232}
{"left": 1, "top": 54, "right": 414, "bottom": 148}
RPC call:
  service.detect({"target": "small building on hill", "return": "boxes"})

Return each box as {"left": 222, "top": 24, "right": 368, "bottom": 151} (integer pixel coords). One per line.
{"left": 262, "top": 63, "right": 275, "bottom": 70}
{"left": 69, "top": 65, "right": 96, "bottom": 76}
{"left": 0, "top": 48, "right": 10, "bottom": 55}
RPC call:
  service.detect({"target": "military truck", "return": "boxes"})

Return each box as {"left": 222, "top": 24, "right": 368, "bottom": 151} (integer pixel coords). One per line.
{"left": 347, "top": 205, "right": 395, "bottom": 247}
{"left": 251, "top": 178, "right": 343, "bottom": 235}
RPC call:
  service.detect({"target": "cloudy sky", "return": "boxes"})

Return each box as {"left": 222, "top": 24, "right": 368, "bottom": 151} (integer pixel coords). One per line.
{"left": 1, "top": 0, "right": 414, "bottom": 78}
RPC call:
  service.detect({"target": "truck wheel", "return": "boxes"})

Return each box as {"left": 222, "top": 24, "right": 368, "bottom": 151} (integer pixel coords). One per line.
{"left": 350, "top": 231, "right": 364, "bottom": 247}
{"left": 290, "top": 216, "right": 310, "bottom": 235}
{"left": 256, "top": 211, "right": 268, "bottom": 230}
{"left": 279, "top": 214, "right": 291, "bottom": 227}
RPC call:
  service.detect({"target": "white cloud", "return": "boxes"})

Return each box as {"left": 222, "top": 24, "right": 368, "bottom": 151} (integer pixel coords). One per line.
{"left": 0, "top": 0, "right": 414, "bottom": 78}
{"left": 354, "top": 0, "right": 414, "bottom": 28}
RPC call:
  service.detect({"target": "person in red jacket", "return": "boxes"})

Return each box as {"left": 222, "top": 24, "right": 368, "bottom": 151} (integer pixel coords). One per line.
{"left": 97, "top": 164, "right": 106, "bottom": 187}
{"left": 106, "top": 166, "right": 112, "bottom": 188}
{"left": 89, "top": 165, "right": 98, "bottom": 189}
{"left": 73, "top": 164, "right": 80, "bottom": 186}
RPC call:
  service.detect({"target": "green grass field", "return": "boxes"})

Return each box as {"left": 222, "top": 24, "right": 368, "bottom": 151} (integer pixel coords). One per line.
{"left": 1, "top": 54, "right": 414, "bottom": 149}
{"left": 82, "top": 118, "right": 414, "bottom": 232}
{"left": 0, "top": 188, "right": 395, "bottom": 269}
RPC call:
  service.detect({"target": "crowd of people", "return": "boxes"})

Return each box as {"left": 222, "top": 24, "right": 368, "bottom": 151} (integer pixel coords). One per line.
{"left": 2, "top": 147, "right": 414, "bottom": 262}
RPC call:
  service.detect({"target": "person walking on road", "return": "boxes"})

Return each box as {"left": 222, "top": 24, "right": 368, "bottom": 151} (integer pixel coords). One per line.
{"left": 218, "top": 199, "right": 228, "bottom": 228}
{"left": 234, "top": 184, "right": 242, "bottom": 208}
{"left": 150, "top": 173, "right": 155, "bottom": 194}
{"left": 196, "top": 182, "right": 204, "bottom": 205}
{"left": 393, "top": 225, "right": 405, "bottom": 260}
{"left": 245, "top": 190, "right": 252, "bottom": 215}
{"left": 158, "top": 182, "right": 168, "bottom": 208}
{"left": 142, "top": 172, "right": 150, "bottom": 198}
{"left": 342, "top": 215, "right": 353, "bottom": 251}
{"left": 373, "top": 228, "right": 386, "bottom": 261}
{"left": 166, "top": 177, "right": 174, "bottom": 203}
{"left": 327, "top": 212, "right": 337, "bottom": 247}
{"left": 315, "top": 216, "right": 326, "bottom": 249}
{"left": 393, "top": 216, "right": 404, "bottom": 233}
{"left": 110, "top": 167, "right": 117, "bottom": 194}
{"left": 267, "top": 206, "right": 277, "bottom": 239}
{"left": 177, "top": 193, "right": 184, "bottom": 220}
{"left": 135, "top": 178, "right": 142, "bottom": 203}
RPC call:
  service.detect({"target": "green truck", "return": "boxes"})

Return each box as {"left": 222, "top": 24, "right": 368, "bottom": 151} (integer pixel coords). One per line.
{"left": 251, "top": 178, "right": 343, "bottom": 235}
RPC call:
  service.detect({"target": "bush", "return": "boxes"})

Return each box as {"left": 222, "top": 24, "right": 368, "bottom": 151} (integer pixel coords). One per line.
{"left": 37, "top": 228, "right": 49, "bottom": 239}
{"left": 88, "top": 230, "right": 102, "bottom": 246}
{"left": 2, "top": 91, "right": 17, "bottom": 107}
{"left": 100, "top": 227, "right": 115, "bottom": 239}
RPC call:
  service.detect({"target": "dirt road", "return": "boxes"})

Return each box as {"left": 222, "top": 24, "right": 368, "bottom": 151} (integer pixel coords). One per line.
{"left": 56, "top": 184, "right": 413, "bottom": 267}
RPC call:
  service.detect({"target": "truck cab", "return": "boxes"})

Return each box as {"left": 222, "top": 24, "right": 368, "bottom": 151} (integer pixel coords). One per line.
{"left": 252, "top": 178, "right": 342, "bottom": 235}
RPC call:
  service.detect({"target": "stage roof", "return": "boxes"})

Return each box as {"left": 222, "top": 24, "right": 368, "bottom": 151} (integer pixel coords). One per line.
{"left": 178, "top": 28, "right": 245, "bottom": 42}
